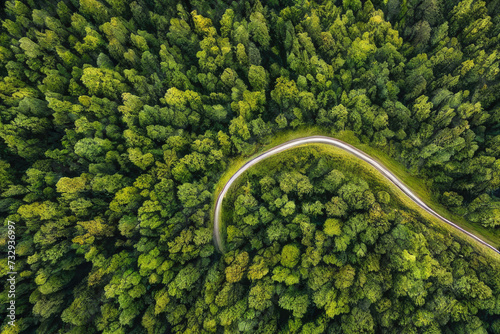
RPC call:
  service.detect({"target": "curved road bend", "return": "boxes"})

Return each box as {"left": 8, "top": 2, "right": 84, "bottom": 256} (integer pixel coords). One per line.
{"left": 213, "top": 136, "right": 500, "bottom": 255}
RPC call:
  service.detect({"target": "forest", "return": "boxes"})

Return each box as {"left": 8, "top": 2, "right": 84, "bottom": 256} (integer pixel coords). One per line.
{"left": 222, "top": 146, "right": 500, "bottom": 333}
{"left": 0, "top": 0, "right": 499, "bottom": 332}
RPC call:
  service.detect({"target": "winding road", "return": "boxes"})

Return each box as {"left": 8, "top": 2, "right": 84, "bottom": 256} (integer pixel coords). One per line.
{"left": 213, "top": 136, "right": 500, "bottom": 255}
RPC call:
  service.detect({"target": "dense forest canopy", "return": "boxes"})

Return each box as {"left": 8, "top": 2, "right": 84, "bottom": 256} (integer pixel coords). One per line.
{"left": 222, "top": 146, "right": 500, "bottom": 333}
{"left": 0, "top": 0, "right": 499, "bottom": 333}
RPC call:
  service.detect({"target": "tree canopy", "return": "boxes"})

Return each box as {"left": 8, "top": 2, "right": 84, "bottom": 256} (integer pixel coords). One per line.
{"left": 1, "top": 0, "right": 500, "bottom": 333}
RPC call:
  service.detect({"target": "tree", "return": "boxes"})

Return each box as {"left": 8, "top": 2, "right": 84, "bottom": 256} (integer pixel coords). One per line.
{"left": 128, "top": 147, "right": 154, "bottom": 170}
{"left": 348, "top": 35, "right": 377, "bottom": 67}
{"left": 248, "top": 65, "right": 269, "bottom": 91}
{"left": 338, "top": 180, "right": 375, "bottom": 210}
{"left": 280, "top": 200, "right": 296, "bottom": 217}
{"left": 281, "top": 244, "right": 300, "bottom": 268}
{"left": 74, "top": 138, "right": 113, "bottom": 162}
{"left": 225, "top": 251, "right": 249, "bottom": 283}
{"left": 324, "top": 218, "right": 342, "bottom": 237}
{"left": 302, "top": 201, "right": 324, "bottom": 216}
{"left": 19, "top": 37, "right": 41, "bottom": 58}
{"left": 234, "top": 193, "right": 258, "bottom": 217}
{"left": 248, "top": 278, "right": 274, "bottom": 311}
{"left": 412, "top": 95, "right": 433, "bottom": 122}
{"left": 377, "top": 191, "right": 391, "bottom": 204}
{"left": 441, "top": 191, "right": 463, "bottom": 207}
{"left": 325, "top": 197, "right": 349, "bottom": 217}
{"left": 334, "top": 265, "right": 356, "bottom": 289}
{"left": 343, "top": 0, "right": 362, "bottom": 12}
{"left": 177, "top": 183, "right": 210, "bottom": 209}
{"left": 100, "top": 17, "right": 128, "bottom": 45}
{"left": 271, "top": 77, "right": 299, "bottom": 110}
{"left": 410, "top": 20, "right": 431, "bottom": 53}
{"left": 220, "top": 9, "right": 234, "bottom": 38}
{"left": 79, "top": 0, "right": 110, "bottom": 24}
{"left": 61, "top": 289, "right": 99, "bottom": 326}
{"left": 341, "top": 307, "right": 374, "bottom": 333}
{"left": 81, "top": 67, "right": 128, "bottom": 100}
{"left": 278, "top": 288, "right": 309, "bottom": 318}
{"left": 168, "top": 263, "right": 201, "bottom": 298}
{"left": 229, "top": 116, "right": 251, "bottom": 141}
{"left": 249, "top": 12, "right": 270, "bottom": 48}
{"left": 321, "top": 170, "right": 345, "bottom": 192}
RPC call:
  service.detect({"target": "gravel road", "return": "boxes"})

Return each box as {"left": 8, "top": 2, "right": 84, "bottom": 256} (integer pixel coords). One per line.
{"left": 213, "top": 136, "right": 500, "bottom": 255}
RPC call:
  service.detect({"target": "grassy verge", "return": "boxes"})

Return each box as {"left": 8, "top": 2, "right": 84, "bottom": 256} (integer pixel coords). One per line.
{"left": 211, "top": 126, "right": 500, "bottom": 256}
